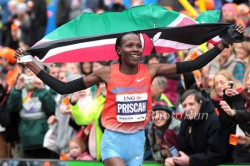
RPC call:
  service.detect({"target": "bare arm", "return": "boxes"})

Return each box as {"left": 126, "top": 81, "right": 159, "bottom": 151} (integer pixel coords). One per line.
{"left": 83, "top": 66, "right": 110, "bottom": 87}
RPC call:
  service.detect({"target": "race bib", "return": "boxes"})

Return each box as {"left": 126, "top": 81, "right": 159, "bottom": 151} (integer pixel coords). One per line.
{"left": 23, "top": 97, "right": 41, "bottom": 113}
{"left": 116, "top": 93, "right": 147, "bottom": 122}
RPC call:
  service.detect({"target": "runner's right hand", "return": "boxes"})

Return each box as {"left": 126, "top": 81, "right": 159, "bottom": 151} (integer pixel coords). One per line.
{"left": 14, "top": 48, "right": 29, "bottom": 66}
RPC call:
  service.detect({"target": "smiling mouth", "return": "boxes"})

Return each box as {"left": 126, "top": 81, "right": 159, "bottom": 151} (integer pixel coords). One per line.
{"left": 131, "top": 54, "right": 140, "bottom": 58}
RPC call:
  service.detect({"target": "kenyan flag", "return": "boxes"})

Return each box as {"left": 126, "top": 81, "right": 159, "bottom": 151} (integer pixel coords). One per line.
{"left": 28, "top": 4, "right": 225, "bottom": 63}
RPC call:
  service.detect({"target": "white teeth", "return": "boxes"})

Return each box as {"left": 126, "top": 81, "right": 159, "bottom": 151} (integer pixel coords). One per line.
{"left": 131, "top": 54, "right": 139, "bottom": 57}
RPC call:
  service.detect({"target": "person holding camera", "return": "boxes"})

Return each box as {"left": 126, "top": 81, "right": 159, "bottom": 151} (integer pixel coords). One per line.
{"left": 210, "top": 70, "right": 243, "bottom": 123}
{"left": 147, "top": 101, "right": 180, "bottom": 164}
{"left": 7, "top": 67, "right": 57, "bottom": 158}
{"left": 165, "top": 89, "right": 230, "bottom": 166}
{"left": 219, "top": 69, "right": 250, "bottom": 163}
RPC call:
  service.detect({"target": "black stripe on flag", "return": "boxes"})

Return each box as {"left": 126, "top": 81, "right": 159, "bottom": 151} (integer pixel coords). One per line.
{"left": 28, "top": 23, "right": 230, "bottom": 60}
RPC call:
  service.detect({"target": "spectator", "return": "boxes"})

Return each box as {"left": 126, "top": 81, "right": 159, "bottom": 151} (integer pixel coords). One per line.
{"left": 157, "top": 0, "right": 184, "bottom": 12}
{"left": 233, "top": 41, "right": 250, "bottom": 65}
{"left": 68, "top": 137, "right": 93, "bottom": 160}
{"left": 0, "top": 0, "right": 10, "bottom": 45}
{"left": 107, "top": 0, "right": 126, "bottom": 12}
{"left": 148, "top": 101, "right": 180, "bottom": 163}
{"left": 145, "top": 54, "right": 161, "bottom": 64}
{"left": 208, "top": 44, "right": 245, "bottom": 83}
{"left": 80, "top": 62, "right": 92, "bottom": 76}
{"left": 90, "top": 61, "right": 109, "bottom": 98}
{"left": 0, "top": 72, "right": 11, "bottom": 158}
{"left": 237, "top": 3, "right": 250, "bottom": 27}
{"left": 7, "top": 67, "right": 56, "bottom": 158}
{"left": 148, "top": 67, "right": 176, "bottom": 160}
{"left": 165, "top": 89, "right": 230, "bottom": 166}
{"left": 151, "top": 76, "right": 174, "bottom": 108}
{"left": 65, "top": 63, "right": 81, "bottom": 76}
{"left": 1, "top": 0, "right": 18, "bottom": 49}
{"left": 82, "top": 0, "right": 105, "bottom": 13}
{"left": 26, "top": 0, "right": 47, "bottom": 46}
{"left": 221, "top": 3, "right": 246, "bottom": 28}
{"left": 0, "top": 47, "right": 21, "bottom": 93}
{"left": 70, "top": 82, "right": 106, "bottom": 160}
{"left": 219, "top": 69, "right": 250, "bottom": 163}
{"left": 46, "top": 64, "right": 61, "bottom": 97}
{"left": 45, "top": 70, "right": 78, "bottom": 155}
{"left": 92, "top": 61, "right": 109, "bottom": 72}
{"left": 1, "top": 56, "right": 23, "bottom": 157}
{"left": 130, "top": 0, "right": 143, "bottom": 7}
{"left": 15, "top": 2, "right": 32, "bottom": 48}
{"left": 56, "top": 0, "right": 82, "bottom": 28}
{"left": 210, "top": 70, "right": 242, "bottom": 110}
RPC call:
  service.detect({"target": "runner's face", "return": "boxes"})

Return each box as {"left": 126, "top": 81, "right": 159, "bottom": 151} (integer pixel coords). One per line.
{"left": 118, "top": 33, "right": 142, "bottom": 65}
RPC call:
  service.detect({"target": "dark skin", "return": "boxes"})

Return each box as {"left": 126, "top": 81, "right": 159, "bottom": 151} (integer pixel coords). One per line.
{"left": 15, "top": 33, "right": 178, "bottom": 87}
{"left": 14, "top": 34, "right": 230, "bottom": 87}
{"left": 14, "top": 24, "right": 244, "bottom": 166}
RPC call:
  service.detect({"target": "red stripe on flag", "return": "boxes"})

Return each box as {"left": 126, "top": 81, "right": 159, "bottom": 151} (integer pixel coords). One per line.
{"left": 44, "top": 45, "right": 117, "bottom": 63}
{"left": 154, "top": 46, "right": 179, "bottom": 53}
{"left": 44, "top": 44, "right": 184, "bottom": 62}
{"left": 176, "top": 17, "right": 197, "bottom": 27}
{"left": 208, "top": 39, "right": 220, "bottom": 45}
{"left": 141, "top": 33, "right": 154, "bottom": 55}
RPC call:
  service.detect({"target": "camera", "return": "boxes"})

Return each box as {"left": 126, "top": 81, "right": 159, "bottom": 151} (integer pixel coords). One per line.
{"left": 169, "top": 146, "right": 180, "bottom": 157}
{"left": 228, "top": 81, "right": 234, "bottom": 89}
{"left": 24, "top": 76, "right": 35, "bottom": 84}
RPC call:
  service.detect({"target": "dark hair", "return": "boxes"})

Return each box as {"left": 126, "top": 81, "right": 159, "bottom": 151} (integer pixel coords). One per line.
{"left": 181, "top": 89, "right": 202, "bottom": 104}
{"left": 144, "top": 54, "right": 161, "bottom": 64}
{"left": 80, "top": 62, "right": 93, "bottom": 75}
{"left": 242, "top": 88, "right": 250, "bottom": 108}
{"left": 152, "top": 100, "right": 173, "bottom": 115}
{"left": 115, "top": 32, "right": 138, "bottom": 64}
{"left": 94, "top": 61, "right": 109, "bottom": 66}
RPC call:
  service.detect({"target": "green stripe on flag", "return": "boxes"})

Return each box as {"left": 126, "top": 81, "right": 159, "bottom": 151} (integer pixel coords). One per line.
{"left": 196, "top": 10, "right": 221, "bottom": 23}
{"left": 43, "top": 4, "right": 220, "bottom": 41}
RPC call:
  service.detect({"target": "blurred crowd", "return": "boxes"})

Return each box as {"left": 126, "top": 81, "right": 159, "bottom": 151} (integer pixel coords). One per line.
{"left": 0, "top": 0, "right": 250, "bottom": 165}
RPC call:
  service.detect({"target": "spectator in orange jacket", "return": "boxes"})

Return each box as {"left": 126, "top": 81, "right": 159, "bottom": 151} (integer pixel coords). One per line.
{"left": 0, "top": 47, "right": 21, "bottom": 93}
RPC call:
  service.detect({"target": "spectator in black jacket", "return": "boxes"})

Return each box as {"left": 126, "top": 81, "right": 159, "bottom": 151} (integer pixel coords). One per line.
{"left": 165, "top": 89, "right": 230, "bottom": 166}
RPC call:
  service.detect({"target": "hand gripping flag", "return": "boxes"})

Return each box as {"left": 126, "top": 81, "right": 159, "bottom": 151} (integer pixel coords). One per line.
{"left": 27, "top": 4, "right": 227, "bottom": 63}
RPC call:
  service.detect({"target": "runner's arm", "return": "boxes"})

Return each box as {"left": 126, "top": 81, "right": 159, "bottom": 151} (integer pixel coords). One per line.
{"left": 175, "top": 43, "right": 224, "bottom": 74}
